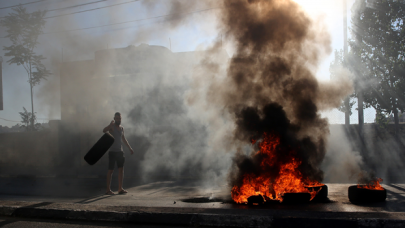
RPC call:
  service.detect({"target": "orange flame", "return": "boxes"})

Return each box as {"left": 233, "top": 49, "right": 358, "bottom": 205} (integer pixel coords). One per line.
{"left": 231, "top": 133, "right": 323, "bottom": 203}
{"left": 357, "top": 178, "right": 384, "bottom": 190}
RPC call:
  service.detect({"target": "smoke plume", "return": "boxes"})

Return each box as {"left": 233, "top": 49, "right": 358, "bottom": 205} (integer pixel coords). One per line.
{"left": 191, "top": 0, "right": 353, "bottom": 188}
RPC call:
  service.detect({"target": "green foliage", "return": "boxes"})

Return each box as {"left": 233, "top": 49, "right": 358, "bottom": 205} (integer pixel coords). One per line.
{"left": 19, "top": 107, "right": 42, "bottom": 131}
{"left": 374, "top": 110, "right": 390, "bottom": 128}
{"left": 337, "top": 97, "right": 356, "bottom": 116}
{"left": 30, "top": 54, "right": 51, "bottom": 86}
{"left": 1, "top": 5, "right": 49, "bottom": 84}
{"left": 350, "top": 0, "right": 405, "bottom": 116}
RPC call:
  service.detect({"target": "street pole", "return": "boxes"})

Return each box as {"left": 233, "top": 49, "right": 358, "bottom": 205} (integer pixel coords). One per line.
{"left": 0, "top": 56, "right": 3, "bottom": 111}
{"left": 343, "top": 0, "right": 350, "bottom": 126}
{"left": 358, "top": 90, "right": 364, "bottom": 136}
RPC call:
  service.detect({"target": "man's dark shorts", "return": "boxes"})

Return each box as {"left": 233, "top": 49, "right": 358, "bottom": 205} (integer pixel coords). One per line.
{"left": 108, "top": 151, "right": 125, "bottom": 170}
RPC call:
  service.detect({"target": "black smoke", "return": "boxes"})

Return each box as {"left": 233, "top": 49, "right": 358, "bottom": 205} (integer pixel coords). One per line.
{"left": 229, "top": 103, "right": 325, "bottom": 188}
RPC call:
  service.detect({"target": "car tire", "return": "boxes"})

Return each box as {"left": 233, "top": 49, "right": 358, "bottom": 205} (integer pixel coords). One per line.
{"left": 84, "top": 133, "right": 115, "bottom": 165}
{"left": 307, "top": 185, "right": 328, "bottom": 202}
{"left": 348, "top": 185, "right": 386, "bottom": 203}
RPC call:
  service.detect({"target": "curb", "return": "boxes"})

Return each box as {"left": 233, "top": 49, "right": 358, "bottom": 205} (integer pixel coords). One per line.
{"left": 0, "top": 206, "right": 274, "bottom": 227}
{"left": 1, "top": 204, "right": 405, "bottom": 227}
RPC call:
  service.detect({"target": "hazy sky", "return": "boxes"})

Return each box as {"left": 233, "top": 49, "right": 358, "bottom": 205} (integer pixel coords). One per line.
{"left": 0, "top": 0, "right": 357, "bottom": 127}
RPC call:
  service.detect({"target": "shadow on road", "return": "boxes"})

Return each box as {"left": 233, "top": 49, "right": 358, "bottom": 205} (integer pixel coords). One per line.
{"left": 75, "top": 195, "right": 115, "bottom": 204}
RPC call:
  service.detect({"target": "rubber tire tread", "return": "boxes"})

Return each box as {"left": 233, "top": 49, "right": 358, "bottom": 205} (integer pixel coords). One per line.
{"left": 310, "top": 185, "right": 328, "bottom": 202}
{"left": 282, "top": 193, "right": 311, "bottom": 203}
{"left": 84, "top": 133, "right": 115, "bottom": 165}
{"left": 348, "top": 185, "right": 386, "bottom": 203}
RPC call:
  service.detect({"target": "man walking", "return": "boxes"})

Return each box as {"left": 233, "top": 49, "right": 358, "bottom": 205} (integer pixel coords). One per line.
{"left": 103, "top": 112, "right": 134, "bottom": 195}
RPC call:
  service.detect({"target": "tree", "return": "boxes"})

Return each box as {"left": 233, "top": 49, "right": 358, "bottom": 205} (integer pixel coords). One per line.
{"left": 375, "top": 110, "right": 390, "bottom": 128}
{"left": 19, "top": 107, "right": 42, "bottom": 131}
{"left": 350, "top": 0, "right": 405, "bottom": 136}
{"left": 1, "top": 5, "right": 50, "bottom": 130}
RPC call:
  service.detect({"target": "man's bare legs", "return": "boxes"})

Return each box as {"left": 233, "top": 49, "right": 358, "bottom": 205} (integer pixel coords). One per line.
{"left": 106, "top": 169, "right": 114, "bottom": 195}
{"left": 118, "top": 167, "right": 127, "bottom": 193}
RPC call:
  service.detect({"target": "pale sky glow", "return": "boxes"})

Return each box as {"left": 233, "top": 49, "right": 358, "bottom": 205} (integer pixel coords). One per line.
{"left": 294, "top": 0, "right": 342, "bottom": 13}
{"left": 293, "top": 0, "right": 354, "bottom": 81}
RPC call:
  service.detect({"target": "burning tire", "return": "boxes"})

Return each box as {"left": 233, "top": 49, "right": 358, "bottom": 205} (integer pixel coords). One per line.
{"left": 348, "top": 185, "right": 386, "bottom": 203}
{"left": 306, "top": 185, "right": 328, "bottom": 202}
{"left": 247, "top": 195, "right": 265, "bottom": 205}
{"left": 246, "top": 185, "right": 328, "bottom": 205}
{"left": 282, "top": 193, "right": 311, "bottom": 203}
{"left": 247, "top": 194, "right": 313, "bottom": 204}
{"left": 282, "top": 185, "right": 328, "bottom": 203}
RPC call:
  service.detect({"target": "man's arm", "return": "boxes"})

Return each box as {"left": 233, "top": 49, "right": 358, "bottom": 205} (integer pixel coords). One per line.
{"left": 121, "top": 128, "right": 134, "bottom": 155}
{"left": 103, "top": 120, "right": 114, "bottom": 133}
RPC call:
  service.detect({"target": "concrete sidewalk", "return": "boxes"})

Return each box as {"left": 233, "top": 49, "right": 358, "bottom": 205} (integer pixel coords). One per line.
{"left": 1, "top": 179, "right": 405, "bottom": 227}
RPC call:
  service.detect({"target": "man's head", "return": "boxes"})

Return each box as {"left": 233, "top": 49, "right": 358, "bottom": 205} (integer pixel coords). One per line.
{"left": 114, "top": 112, "right": 121, "bottom": 125}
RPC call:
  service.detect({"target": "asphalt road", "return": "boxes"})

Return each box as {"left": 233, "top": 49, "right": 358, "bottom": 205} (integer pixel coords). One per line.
{"left": 0, "top": 216, "right": 183, "bottom": 228}
{"left": 2, "top": 181, "right": 405, "bottom": 227}
{"left": 1, "top": 179, "right": 405, "bottom": 213}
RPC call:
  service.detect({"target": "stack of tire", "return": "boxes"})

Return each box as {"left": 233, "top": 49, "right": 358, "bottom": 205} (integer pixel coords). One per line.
{"left": 246, "top": 185, "right": 328, "bottom": 205}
